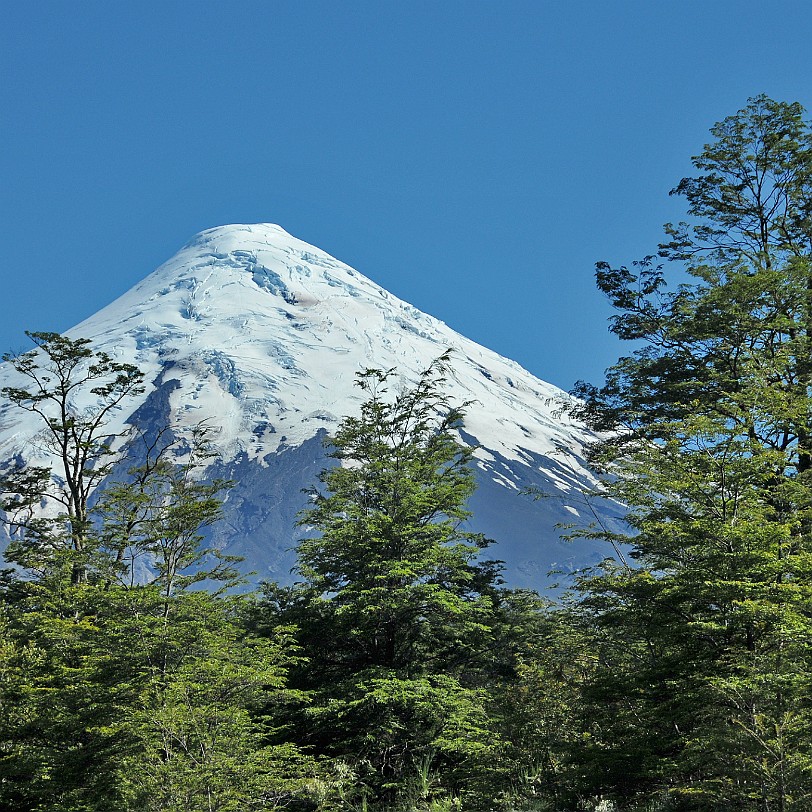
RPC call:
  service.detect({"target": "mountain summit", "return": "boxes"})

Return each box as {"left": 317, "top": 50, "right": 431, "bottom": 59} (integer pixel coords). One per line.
{"left": 0, "top": 223, "right": 623, "bottom": 587}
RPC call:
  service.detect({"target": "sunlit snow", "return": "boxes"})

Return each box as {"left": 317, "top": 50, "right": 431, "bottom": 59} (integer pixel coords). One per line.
{"left": 0, "top": 223, "right": 621, "bottom": 587}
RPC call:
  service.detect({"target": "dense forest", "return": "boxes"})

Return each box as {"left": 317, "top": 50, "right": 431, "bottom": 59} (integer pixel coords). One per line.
{"left": 2, "top": 94, "right": 812, "bottom": 811}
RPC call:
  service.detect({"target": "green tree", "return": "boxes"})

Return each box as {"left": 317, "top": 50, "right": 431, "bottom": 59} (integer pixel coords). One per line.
{"left": 0, "top": 334, "right": 319, "bottom": 811}
{"left": 0, "top": 332, "right": 146, "bottom": 810}
{"left": 571, "top": 95, "right": 812, "bottom": 810}
{"left": 102, "top": 435, "right": 321, "bottom": 811}
{"left": 1, "top": 331, "right": 144, "bottom": 584}
{"left": 96, "top": 426, "right": 238, "bottom": 597}
{"left": 255, "top": 356, "right": 505, "bottom": 809}
{"left": 483, "top": 590, "right": 594, "bottom": 810}
{"left": 111, "top": 590, "right": 318, "bottom": 812}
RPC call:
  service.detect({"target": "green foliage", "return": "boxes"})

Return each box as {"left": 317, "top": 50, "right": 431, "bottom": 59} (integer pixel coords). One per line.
{"left": 0, "top": 581, "right": 137, "bottom": 811}
{"left": 0, "top": 333, "right": 322, "bottom": 812}
{"left": 23, "top": 101, "right": 812, "bottom": 812}
{"left": 255, "top": 356, "right": 509, "bottom": 809}
{"left": 96, "top": 425, "right": 239, "bottom": 595}
{"left": 115, "top": 591, "right": 316, "bottom": 812}
{"left": 0, "top": 578, "right": 322, "bottom": 811}
{"left": 570, "top": 95, "right": 812, "bottom": 810}
{"left": 486, "top": 593, "right": 594, "bottom": 808}
{"left": 1, "top": 332, "right": 145, "bottom": 584}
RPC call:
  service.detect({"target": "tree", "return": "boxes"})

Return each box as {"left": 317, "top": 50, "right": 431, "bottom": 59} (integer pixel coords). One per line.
{"left": 1, "top": 331, "right": 144, "bottom": 584}
{"left": 0, "top": 333, "right": 320, "bottom": 811}
{"left": 96, "top": 425, "right": 238, "bottom": 598}
{"left": 254, "top": 356, "right": 506, "bottom": 809}
{"left": 111, "top": 590, "right": 319, "bottom": 812}
{"left": 571, "top": 95, "right": 812, "bottom": 809}
{"left": 97, "top": 434, "right": 321, "bottom": 811}
{"left": 483, "top": 590, "right": 595, "bottom": 809}
{"left": 0, "top": 332, "right": 148, "bottom": 809}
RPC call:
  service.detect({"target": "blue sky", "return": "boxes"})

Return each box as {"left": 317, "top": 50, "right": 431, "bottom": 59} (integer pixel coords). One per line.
{"left": 3, "top": 1, "right": 812, "bottom": 391}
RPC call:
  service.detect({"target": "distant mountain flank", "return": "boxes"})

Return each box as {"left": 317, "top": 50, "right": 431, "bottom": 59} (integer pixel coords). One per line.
{"left": 0, "top": 223, "right": 624, "bottom": 587}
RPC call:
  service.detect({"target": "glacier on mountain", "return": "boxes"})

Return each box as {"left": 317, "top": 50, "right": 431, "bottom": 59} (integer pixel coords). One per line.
{"left": 0, "top": 223, "right": 625, "bottom": 588}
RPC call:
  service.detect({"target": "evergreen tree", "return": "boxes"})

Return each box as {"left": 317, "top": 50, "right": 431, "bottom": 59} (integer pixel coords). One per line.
{"left": 255, "top": 356, "right": 505, "bottom": 809}
{"left": 571, "top": 95, "right": 812, "bottom": 810}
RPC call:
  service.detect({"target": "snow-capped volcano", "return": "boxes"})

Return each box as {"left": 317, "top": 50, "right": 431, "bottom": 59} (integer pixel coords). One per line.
{"left": 0, "top": 223, "right": 623, "bottom": 588}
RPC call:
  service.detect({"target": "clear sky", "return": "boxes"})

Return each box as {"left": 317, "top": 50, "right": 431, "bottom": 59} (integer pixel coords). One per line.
{"left": 3, "top": 1, "right": 812, "bottom": 391}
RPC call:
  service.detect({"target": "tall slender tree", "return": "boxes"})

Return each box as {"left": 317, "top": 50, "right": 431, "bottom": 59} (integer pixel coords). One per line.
{"left": 1, "top": 331, "right": 144, "bottom": 583}
{"left": 571, "top": 95, "right": 812, "bottom": 810}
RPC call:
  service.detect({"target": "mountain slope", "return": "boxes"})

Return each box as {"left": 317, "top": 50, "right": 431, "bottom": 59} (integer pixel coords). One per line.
{"left": 0, "top": 223, "right": 623, "bottom": 588}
